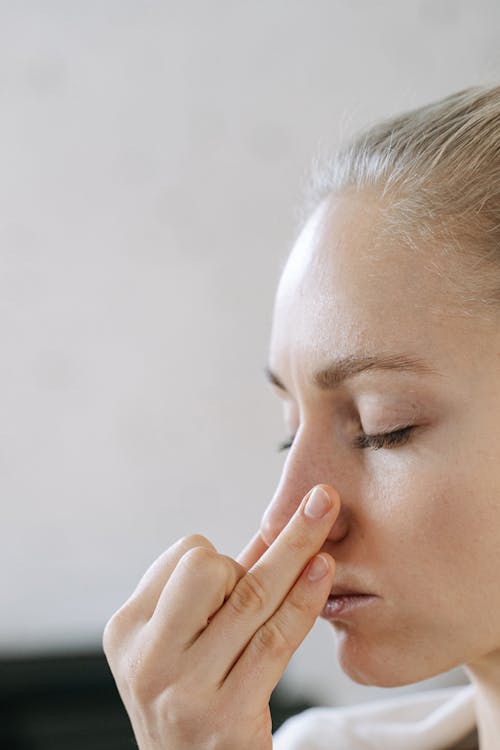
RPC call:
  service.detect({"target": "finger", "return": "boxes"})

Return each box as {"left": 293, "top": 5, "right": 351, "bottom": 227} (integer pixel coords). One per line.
{"left": 125, "top": 535, "right": 218, "bottom": 620}
{"left": 147, "top": 549, "right": 246, "bottom": 652}
{"left": 236, "top": 530, "right": 269, "bottom": 570}
{"left": 194, "top": 484, "right": 340, "bottom": 684}
{"left": 224, "top": 553, "right": 335, "bottom": 700}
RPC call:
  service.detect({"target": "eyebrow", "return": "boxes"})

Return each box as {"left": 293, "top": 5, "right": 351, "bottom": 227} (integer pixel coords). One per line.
{"left": 264, "top": 353, "right": 443, "bottom": 393}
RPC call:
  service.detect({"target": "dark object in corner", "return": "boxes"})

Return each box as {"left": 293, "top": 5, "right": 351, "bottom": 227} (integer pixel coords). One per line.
{"left": 0, "top": 650, "right": 314, "bottom": 749}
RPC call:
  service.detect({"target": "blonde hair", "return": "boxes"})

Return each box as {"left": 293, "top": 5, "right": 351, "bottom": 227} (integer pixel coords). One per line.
{"left": 301, "top": 84, "right": 500, "bottom": 321}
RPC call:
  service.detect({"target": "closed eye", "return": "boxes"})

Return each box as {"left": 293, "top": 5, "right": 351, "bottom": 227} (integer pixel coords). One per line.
{"left": 277, "top": 426, "right": 416, "bottom": 452}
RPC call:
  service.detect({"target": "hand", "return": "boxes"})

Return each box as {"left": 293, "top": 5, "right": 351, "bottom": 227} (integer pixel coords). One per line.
{"left": 102, "top": 484, "right": 339, "bottom": 750}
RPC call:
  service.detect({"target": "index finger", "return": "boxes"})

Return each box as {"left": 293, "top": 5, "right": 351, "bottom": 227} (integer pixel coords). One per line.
{"left": 250, "top": 484, "right": 339, "bottom": 587}
{"left": 228, "top": 484, "right": 339, "bottom": 626}
{"left": 196, "top": 484, "right": 339, "bottom": 678}
{"left": 236, "top": 530, "right": 269, "bottom": 570}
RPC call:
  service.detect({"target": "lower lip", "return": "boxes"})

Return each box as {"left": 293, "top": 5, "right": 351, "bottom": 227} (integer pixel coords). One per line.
{"left": 321, "top": 595, "right": 377, "bottom": 620}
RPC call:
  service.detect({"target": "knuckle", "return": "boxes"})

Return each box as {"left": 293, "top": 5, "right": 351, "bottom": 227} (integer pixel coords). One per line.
{"left": 179, "top": 545, "right": 219, "bottom": 570}
{"left": 102, "top": 619, "right": 116, "bottom": 655}
{"left": 178, "top": 533, "right": 214, "bottom": 550}
{"left": 283, "top": 527, "right": 309, "bottom": 555}
{"left": 227, "top": 571, "right": 267, "bottom": 617}
{"left": 255, "top": 617, "right": 293, "bottom": 656}
{"left": 102, "top": 605, "right": 132, "bottom": 653}
{"left": 285, "top": 590, "right": 313, "bottom": 618}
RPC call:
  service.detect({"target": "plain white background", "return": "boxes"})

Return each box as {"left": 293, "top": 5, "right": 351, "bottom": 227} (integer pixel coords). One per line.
{"left": 2, "top": 0, "right": 499, "bottom": 708}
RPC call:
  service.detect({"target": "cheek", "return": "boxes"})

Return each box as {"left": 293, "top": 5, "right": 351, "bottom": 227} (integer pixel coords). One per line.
{"left": 367, "top": 468, "right": 466, "bottom": 588}
{"left": 376, "top": 463, "right": 499, "bottom": 606}
{"left": 372, "top": 443, "right": 476, "bottom": 548}
{"left": 413, "top": 447, "right": 500, "bottom": 573}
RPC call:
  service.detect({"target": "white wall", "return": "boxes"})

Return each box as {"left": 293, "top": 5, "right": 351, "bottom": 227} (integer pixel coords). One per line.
{"left": 2, "top": 0, "right": 499, "bottom": 707}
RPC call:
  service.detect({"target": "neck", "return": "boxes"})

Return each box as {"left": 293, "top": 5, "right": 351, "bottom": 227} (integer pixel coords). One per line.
{"left": 464, "top": 649, "right": 500, "bottom": 750}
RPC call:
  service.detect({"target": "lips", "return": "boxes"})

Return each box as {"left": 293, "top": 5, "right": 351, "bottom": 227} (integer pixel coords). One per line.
{"left": 329, "top": 584, "right": 372, "bottom": 597}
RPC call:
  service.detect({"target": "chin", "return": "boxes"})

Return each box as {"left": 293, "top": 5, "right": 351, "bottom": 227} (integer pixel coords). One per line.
{"left": 331, "top": 626, "right": 456, "bottom": 688}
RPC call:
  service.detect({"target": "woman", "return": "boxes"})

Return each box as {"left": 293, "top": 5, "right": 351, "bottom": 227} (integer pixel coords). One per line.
{"left": 102, "top": 84, "right": 500, "bottom": 749}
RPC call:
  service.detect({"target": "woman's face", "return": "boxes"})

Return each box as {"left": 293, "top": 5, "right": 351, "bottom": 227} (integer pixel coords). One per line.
{"left": 260, "top": 191, "right": 500, "bottom": 687}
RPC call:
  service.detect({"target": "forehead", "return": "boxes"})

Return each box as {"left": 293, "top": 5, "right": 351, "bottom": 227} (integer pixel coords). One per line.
{"left": 269, "top": 192, "right": 471, "bottom": 385}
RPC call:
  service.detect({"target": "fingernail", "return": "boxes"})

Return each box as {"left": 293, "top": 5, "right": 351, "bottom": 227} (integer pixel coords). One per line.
{"left": 304, "top": 486, "right": 332, "bottom": 519}
{"left": 307, "top": 554, "right": 329, "bottom": 581}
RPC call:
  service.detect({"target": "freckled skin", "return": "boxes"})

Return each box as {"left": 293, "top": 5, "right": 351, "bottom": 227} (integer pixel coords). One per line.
{"left": 260, "top": 192, "right": 500, "bottom": 733}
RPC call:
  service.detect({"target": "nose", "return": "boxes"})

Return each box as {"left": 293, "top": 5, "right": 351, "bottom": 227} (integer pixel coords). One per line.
{"left": 259, "top": 478, "right": 350, "bottom": 548}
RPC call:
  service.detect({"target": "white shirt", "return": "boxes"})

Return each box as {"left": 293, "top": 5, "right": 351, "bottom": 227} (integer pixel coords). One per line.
{"left": 272, "top": 684, "right": 477, "bottom": 750}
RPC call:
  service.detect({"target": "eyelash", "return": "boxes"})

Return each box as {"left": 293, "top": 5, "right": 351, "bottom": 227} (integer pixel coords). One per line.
{"left": 277, "top": 426, "right": 415, "bottom": 453}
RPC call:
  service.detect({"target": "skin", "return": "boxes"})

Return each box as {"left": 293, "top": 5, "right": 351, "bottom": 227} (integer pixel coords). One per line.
{"left": 262, "top": 190, "right": 500, "bottom": 748}
{"left": 103, "top": 188, "right": 500, "bottom": 749}
{"left": 103, "top": 481, "right": 341, "bottom": 748}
